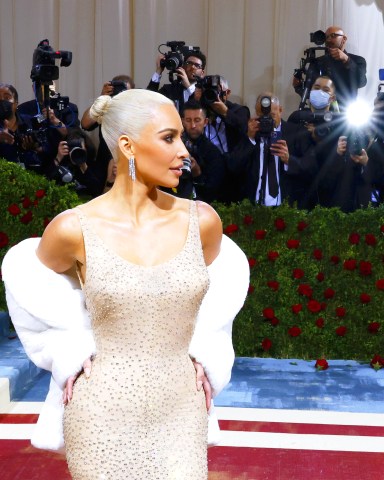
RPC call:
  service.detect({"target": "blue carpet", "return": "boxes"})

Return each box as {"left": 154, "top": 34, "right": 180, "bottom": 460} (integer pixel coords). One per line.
{"left": 1, "top": 336, "right": 384, "bottom": 411}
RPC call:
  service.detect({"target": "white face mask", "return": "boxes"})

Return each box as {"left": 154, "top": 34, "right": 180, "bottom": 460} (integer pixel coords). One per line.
{"left": 310, "top": 89, "right": 331, "bottom": 110}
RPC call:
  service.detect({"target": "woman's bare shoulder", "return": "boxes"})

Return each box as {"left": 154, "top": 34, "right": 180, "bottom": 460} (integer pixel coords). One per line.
{"left": 37, "top": 208, "right": 84, "bottom": 272}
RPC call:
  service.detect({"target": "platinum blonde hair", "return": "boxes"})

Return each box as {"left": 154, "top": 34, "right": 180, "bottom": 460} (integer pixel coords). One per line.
{"left": 89, "top": 89, "right": 174, "bottom": 160}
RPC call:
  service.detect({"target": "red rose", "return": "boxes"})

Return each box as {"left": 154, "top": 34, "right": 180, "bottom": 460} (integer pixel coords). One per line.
{"left": 267, "top": 251, "right": 279, "bottom": 261}
{"left": 288, "top": 326, "right": 302, "bottom": 337}
{"left": 348, "top": 232, "right": 360, "bottom": 245}
{"left": 368, "top": 322, "right": 380, "bottom": 334}
{"left": 297, "top": 221, "right": 308, "bottom": 232}
{"left": 359, "top": 261, "right": 372, "bottom": 276}
{"left": 291, "top": 304, "right": 302, "bottom": 314}
{"left": 292, "top": 268, "right": 305, "bottom": 279}
{"left": 380, "top": 225, "right": 384, "bottom": 234}
{"left": 376, "top": 279, "right": 384, "bottom": 290}
{"left": 324, "top": 288, "right": 335, "bottom": 299}
{"left": 263, "top": 308, "right": 275, "bottom": 319}
{"left": 261, "top": 338, "right": 272, "bottom": 351}
{"left": 315, "top": 317, "right": 325, "bottom": 328}
{"left": 365, "top": 234, "right": 377, "bottom": 246}
{"left": 224, "top": 224, "right": 239, "bottom": 235}
{"left": 313, "top": 249, "right": 323, "bottom": 260}
{"left": 43, "top": 217, "right": 51, "bottom": 227}
{"left": 330, "top": 255, "right": 340, "bottom": 265}
{"left": 360, "top": 293, "right": 371, "bottom": 304}
{"left": 22, "top": 196, "right": 32, "bottom": 209}
{"left": 370, "top": 354, "right": 384, "bottom": 370}
{"left": 267, "top": 281, "right": 279, "bottom": 291}
{"left": 247, "top": 285, "right": 255, "bottom": 295}
{"left": 298, "top": 283, "right": 313, "bottom": 298}
{"left": 315, "top": 358, "right": 329, "bottom": 370}
{"left": 343, "top": 259, "right": 357, "bottom": 271}
{"left": 287, "top": 239, "right": 300, "bottom": 249}
{"left": 335, "top": 325, "right": 347, "bottom": 336}
{"left": 274, "top": 218, "right": 286, "bottom": 231}
{"left": 316, "top": 272, "right": 325, "bottom": 282}
{"left": 8, "top": 203, "right": 21, "bottom": 216}
{"left": 248, "top": 258, "right": 257, "bottom": 268}
{"left": 307, "top": 299, "right": 321, "bottom": 313}
{"left": 255, "top": 229, "right": 267, "bottom": 240}
{"left": 335, "top": 307, "right": 346, "bottom": 318}
{"left": 0, "top": 232, "right": 9, "bottom": 248}
{"left": 20, "top": 211, "right": 33, "bottom": 224}
{"left": 35, "top": 189, "right": 46, "bottom": 199}
{"left": 270, "top": 317, "right": 279, "bottom": 326}
{"left": 320, "top": 302, "right": 327, "bottom": 311}
{"left": 243, "top": 215, "right": 253, "bottom": 226}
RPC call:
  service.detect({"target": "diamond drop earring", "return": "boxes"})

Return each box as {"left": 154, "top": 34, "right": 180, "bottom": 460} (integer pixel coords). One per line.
{"left": 129, "top": 156, "right": 136, "bottom": 181}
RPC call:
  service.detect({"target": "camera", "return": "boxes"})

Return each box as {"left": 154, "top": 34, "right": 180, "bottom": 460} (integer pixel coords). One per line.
{"left": 49, "top": 93, "right": 69, "bottom": 111}
{"left": 294, "top": 31, "right": 328, "bottom": 110}
{"left": 30, "top": 39, "right": 72, "bottom": 84}
{"left": 258, "top": 96, "right": 275, "bottom": 137}
{"left": 297, "top": 110, "right": 342, "bottom": 137}
{"left": 0, "top": 100, "right": 14, "bottom": 128}
{"left": 158, "top": 41, "right": 200, "bottom": 82}
{"left": 196, "top": 75, "right": 222, "bottom": 106}
{"left": 67, "top": 138, "right": 87, "bottom": 165}
{"left": 110, "top": 80, "right": 128, "bottom": 97}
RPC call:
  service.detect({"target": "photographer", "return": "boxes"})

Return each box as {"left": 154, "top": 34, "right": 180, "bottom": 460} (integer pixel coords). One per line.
{"left": 293, "top": 26, "right": 367, "bottom": 110}
{"left": 45, "top": 127, "right": 100, "bottom": 197}
{"left": 146, "top": 44, "right": 206, "bottom": 112}
{"left": 227, "top": 92, "right": 315, "bottom": 208}
{"left": 177, "top": 100, "right": 226, "bottom": 203}
{"left": 18, "top": 81, "right": 80, "bottom": 137}
{"left": 81, "top": 75, "right": 135, "bottom": 195}
{"left": 195, "top": 75, "right": 250, "bottom": 155}
{"left": 0, "top": 83, "right": 47, "bottom": 172}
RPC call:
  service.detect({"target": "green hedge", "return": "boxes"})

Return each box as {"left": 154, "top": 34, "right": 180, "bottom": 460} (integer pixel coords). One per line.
{"left": 1, "top": 161, "right": 384, "bottom": 361}
{"left": 215, "top": 200, "right": 384, "bottom": 361}
{"left": 0, "top": 161, "right": 81, "bottom": 310}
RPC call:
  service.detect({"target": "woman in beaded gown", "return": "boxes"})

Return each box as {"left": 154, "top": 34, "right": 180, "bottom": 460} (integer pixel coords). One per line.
{"left": 35, "top": 89, "right": 222, "bottom": 479}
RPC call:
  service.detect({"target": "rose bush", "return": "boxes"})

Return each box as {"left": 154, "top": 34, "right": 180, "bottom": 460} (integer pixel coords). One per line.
{"left": 214, "top": 200, "right": 384, "bottom": 360}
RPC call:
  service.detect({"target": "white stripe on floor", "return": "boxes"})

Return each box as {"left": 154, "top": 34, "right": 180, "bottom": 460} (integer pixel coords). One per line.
{"left": 0, "top": 401, "right": 43, "bottom": 414}
{"left": 215, "top": 407, "right": 384, "bottom": 427}
{"left": 218, "top": 430, "right": 384, "bottom": 452}
{"left": 0, "top": 424, "right": 35, "bottom": 440}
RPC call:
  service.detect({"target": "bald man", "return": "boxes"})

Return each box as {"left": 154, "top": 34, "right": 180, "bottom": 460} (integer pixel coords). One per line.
{"left": 294, "top": 25, "right": 367, "bottom": 110}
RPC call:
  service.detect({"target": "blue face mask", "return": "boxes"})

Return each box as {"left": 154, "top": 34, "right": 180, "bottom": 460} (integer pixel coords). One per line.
{"left": 310, "top": 89, "right": 331, "bottom": 110}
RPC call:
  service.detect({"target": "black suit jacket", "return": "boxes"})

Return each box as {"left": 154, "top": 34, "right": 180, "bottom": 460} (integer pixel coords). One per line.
{"left": 147, "top": 79, "right": 193, "bottom": 112}
{"left": 17, "top": 99, "right": 80, "bottom": 128}
{"left": 227, "top": 120, "right": 316, "bottom": 207}
{"left": 295, "top": 51, "right": 367, "bottom": 110}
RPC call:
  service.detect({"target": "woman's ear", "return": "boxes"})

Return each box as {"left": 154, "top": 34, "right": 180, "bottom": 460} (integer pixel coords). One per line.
{"left": 118, "top": 134, "right": 135, "bottom": 157}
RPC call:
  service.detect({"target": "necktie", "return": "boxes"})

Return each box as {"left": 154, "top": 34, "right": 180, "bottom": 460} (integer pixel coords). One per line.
{"left": 267, "top": 148, "right": 278, "bottom": 198}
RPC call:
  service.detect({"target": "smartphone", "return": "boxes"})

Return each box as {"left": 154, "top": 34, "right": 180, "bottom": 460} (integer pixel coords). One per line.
{"left": 270, "top": 130, "right": 282, "bottom": 145}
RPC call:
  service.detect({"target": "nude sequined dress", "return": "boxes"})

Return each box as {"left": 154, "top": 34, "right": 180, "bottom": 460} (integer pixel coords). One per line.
{"left": 63, "top": 202, "right": 209, "bottom": 479}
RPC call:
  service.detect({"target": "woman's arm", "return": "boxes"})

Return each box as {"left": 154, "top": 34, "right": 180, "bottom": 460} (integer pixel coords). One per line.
{"left": 37, "top": 209, "right": 84, "bottom": 274}
{"left": 196, "top": 201, "right": 222, "bottom": 266}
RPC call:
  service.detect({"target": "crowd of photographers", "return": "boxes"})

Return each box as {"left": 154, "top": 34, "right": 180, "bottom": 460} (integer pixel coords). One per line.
{"left": 1, "top": 31, "right": 384, "bottom": 212}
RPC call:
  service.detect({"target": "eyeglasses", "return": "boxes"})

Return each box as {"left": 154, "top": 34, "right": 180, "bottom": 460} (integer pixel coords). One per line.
{"left": 326, "top": 33, "right": 344, "bottom": 39}
{"left": 184, "top": 60, "right": 203, "bottom": 69}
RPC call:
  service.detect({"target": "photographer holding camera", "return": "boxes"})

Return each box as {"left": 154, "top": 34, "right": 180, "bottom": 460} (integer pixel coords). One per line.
{"left": 177, "top": 99, "right": 227, "bottom": 203}
{"left": 44, "top": 127, "right": 100, "bottom": 197}
{"left": 81, "top": 74, "right": 135, "bottom": 195}
{"left": 194, "top": 75, "right": 250, "bottom": 156}
{"left": 293, "top": 26, "right": 367, "bottom": 111}
{"left": 18, "top": 81, "right": 80, "bottom": 137}
{"left": 146, "top": 42, "right": 206, "bottom": 112}
{"left": 227, "top": 92, "right": 315, "bottom": 208}
{"left": 0, "top": 83, "right": 47, "bottom": 172}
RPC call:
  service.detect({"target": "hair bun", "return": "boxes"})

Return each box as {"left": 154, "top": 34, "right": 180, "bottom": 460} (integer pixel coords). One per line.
{"left": 89, "top": 95, "right": 113, "bottom": 124}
